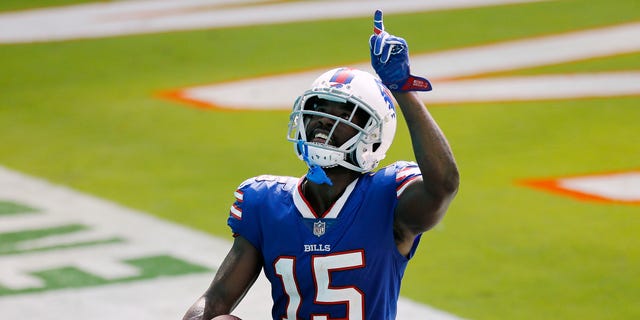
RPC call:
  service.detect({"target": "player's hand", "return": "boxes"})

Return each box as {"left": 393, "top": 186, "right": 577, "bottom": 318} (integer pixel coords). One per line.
{"left": 369, "top": 10, "right": 432, "bottom": 92}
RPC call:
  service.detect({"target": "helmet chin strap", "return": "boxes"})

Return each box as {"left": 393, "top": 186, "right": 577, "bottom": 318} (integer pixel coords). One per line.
{"left": 297, "top": 140, "right": 333, "bottom": 186}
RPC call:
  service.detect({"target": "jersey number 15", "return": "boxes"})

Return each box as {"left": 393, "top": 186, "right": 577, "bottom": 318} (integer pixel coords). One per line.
{"left": 274, "top": 250, "right": 365, "bottom": 320}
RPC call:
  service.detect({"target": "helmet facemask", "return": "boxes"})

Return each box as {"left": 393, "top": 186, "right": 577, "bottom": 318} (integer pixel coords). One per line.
{"left": 288, "top": 92, "right": 383, "bottom": 173}
{"left": 287, "top": 67, "right": 397, "bottom": 175}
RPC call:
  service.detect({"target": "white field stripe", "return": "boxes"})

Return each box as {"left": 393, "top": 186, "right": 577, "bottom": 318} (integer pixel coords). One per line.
{"left": 11, "top": 228, "right": 121, "bottom": 251}
{"left": 0, "top": 0, "right": 544, "bottom": 44}
{"left": 0, "top": 270, "right": 45, "bottom": 290}
{"left": 427, "top": 72, "right": 640, "bottom": 103}
{"left": 558, "top": 172, "right": 640, "bottom": 201}
{"left": 0, "top": 165, "right": 466, "bottom": 320}
{"left": 414, "top": 22, "right": 640, "bottom": 79}
{"left": 0, "top": 215, "right": 79, "bottom": 232}
{"left": 174, "top": 22, "right": 640, "bottom": 110}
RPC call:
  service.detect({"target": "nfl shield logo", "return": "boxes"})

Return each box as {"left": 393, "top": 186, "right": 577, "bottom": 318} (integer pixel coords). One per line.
{"left": 313, "top": 220, "right": 326, "bottom": 237}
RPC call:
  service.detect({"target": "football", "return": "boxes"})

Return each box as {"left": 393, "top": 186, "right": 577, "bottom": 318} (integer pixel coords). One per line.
{"left": 211, "top": 315, "right": 242, "bottom": 320}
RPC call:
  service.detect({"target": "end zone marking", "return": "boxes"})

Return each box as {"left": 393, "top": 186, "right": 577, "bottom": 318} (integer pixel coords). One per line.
{"left": 520, "top": 170, "right": 640, "bottom": 205}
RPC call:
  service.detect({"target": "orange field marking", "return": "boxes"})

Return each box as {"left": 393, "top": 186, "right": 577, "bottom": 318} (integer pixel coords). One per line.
{"left": 519, "top": 170, "right": 640, "bottom": 205}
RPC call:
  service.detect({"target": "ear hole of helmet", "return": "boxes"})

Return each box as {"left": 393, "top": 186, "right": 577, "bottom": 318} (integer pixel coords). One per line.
{"left": 303, "top": 96, "right": 319, "bottom": 111}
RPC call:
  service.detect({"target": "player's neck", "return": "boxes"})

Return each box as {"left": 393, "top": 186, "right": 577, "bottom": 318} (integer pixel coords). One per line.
{"left": 303, "top": 167, "right": 361, "bottom": 215}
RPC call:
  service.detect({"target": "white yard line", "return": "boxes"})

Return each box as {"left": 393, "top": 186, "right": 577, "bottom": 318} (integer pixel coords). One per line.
{"left": 416, "top": 22, "right": 640, "bottom": 79}
{"left": 0, "top": 0, "right": 545, "bottom": 43}
{"left": 521, "top": 171, "right": 640, "bottom": 205}
{"left": 426, "top": 71, "right": 640, "bottom": 104}
{"left": 170, "top": 22, "right": 640, "bottom": 110}
{"left": 557, "top": 172, "right": 640, "bottom": 202}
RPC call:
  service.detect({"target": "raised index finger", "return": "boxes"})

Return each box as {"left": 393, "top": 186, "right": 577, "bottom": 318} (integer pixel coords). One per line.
{"left": 373, "top": 10, "right": 384, "bottom": 35}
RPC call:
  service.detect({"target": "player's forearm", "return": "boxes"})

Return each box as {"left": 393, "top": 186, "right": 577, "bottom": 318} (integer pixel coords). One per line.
{"left": 394, "top": 91, "right": 459, "bottom": 197}
{"left": 182, "top": 296, "right": 208, "bottom": 320}
{"left": 181, "top": 294, "right": 232, "bottom": 320}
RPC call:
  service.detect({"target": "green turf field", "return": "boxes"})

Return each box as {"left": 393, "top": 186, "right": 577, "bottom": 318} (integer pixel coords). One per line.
{"left": 1, "top": 1, "right": 639, "bottom": 319}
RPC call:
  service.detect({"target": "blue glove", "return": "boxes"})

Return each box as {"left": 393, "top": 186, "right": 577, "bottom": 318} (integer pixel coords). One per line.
{"left": 369, "top": 10, "right": 432, "bottom": 92}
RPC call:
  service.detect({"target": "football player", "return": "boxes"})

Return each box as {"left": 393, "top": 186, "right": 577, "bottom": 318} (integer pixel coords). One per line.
{"left": 183, "top": 10, "right": 459, "bottom": 320}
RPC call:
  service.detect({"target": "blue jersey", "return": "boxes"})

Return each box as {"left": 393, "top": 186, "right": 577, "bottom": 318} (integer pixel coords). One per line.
{"left": 227, "top": 161, "right": 422, "bottom": 320}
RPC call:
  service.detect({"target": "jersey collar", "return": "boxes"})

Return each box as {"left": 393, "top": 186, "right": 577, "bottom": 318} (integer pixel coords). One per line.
{"left": 292, "top": 177, "right": 359, "bottom": 219}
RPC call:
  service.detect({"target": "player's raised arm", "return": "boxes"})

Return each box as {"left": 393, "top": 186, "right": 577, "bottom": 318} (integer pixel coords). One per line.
{"left": 369, "top": 10, "right": 459, "bottom": 254}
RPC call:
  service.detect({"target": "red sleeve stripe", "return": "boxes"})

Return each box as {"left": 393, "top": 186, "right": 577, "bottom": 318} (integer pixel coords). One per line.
{"left": 396, "top": 166, "right": 422, "bottom": 182}
{"left": 229, "top": 203, "right": 242, "bottom": 220}
{"left": 396, "top": 175, "right": 421, "bottom": 198}
{"left": 234, "top": 190, "right": 244, "bottom": 202}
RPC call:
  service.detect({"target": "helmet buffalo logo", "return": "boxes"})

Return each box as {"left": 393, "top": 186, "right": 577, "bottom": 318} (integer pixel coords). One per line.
{"left": 375, "top": 79, "right": 395, "bottom": 111}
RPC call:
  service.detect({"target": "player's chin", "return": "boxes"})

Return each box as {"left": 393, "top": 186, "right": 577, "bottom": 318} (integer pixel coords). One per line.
{"left": 211, "top": 315, "right": 242, "bottom": 320}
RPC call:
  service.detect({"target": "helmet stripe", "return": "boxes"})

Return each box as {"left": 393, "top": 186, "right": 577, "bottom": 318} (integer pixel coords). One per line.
{"left": 329, "top": 69, "right": 355, "bottom": 84}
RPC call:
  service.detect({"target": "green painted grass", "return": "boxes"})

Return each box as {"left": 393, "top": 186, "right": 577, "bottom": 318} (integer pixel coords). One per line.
{"left": 0, "top": 0, "right": 639, "bottom": 319}
{"left": 0, "top": 223, "right": 125, "bottom": 255}
{"left": 0, "top": 201, "right": 39, "bottom": 215}
{"left": 0, "top": 255, "right": 212, "bottom": 296}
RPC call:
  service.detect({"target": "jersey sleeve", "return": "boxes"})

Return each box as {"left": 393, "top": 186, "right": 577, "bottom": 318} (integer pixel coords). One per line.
{"left": 394, "top": 161, "right": 422, "bottom": 198}
{"left": 226, "top": 175, "right": 298, "bottom": 251}
{"left": 389, "top": 161, "right": 424, "bottom": 260}
{"left": 226, "top": 177, "right": 263, "bottom": 249}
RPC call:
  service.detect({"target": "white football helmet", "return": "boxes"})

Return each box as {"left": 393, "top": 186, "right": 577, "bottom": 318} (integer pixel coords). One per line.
{"left": 287, "top": 67, "right": 397, "bottom": 172}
